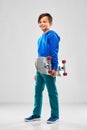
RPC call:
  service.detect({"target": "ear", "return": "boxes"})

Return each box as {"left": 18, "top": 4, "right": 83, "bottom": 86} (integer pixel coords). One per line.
{"left": 50, "top": 22, "right": 53, "bottom": 26}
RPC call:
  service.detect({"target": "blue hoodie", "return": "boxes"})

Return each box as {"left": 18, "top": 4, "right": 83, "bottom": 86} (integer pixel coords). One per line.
{"left": 37, "top": 30, "right": 60, "bottom": 71}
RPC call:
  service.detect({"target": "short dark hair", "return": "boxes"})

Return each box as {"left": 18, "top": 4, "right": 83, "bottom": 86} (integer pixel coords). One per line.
{"left": 38, "top": 13, "right": 53, "bottom": 23}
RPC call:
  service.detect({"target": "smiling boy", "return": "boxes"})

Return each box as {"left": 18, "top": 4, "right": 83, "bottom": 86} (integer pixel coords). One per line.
{"left": 25, "top": 13, "right": 60, "bottom": 124}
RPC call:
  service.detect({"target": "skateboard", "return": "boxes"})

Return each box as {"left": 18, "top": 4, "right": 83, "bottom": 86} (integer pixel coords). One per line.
{"left": 35, "top": 56, "right": 67, "bottom": 76}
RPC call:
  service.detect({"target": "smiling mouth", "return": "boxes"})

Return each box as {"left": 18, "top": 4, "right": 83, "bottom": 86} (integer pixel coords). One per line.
{"left": 41, "top": 25, "right": 45, "bottom": 28}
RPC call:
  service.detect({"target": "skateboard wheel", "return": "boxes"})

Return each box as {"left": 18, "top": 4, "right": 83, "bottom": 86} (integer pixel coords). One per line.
{"left": 63, "top": 72, "right": 67, "bottom": 76}
{"left": 62, "top": 60, "right": 66, "bottom": 64}
{"left": 47, "top": 56, "right": 52, "bottom": 60}
{"left": 48, "top": 70, "right": 52, "bottom": 74}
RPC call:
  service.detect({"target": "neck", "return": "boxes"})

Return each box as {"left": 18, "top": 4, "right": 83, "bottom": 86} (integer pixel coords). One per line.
{"left": 43, "top": 29, "right": 50, "bottom": 33}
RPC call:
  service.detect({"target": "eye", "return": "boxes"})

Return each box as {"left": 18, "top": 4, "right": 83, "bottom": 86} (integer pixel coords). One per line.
{"left": 40, "top": 20, "right": 47, "bottom": 23}
{"left": 39, "top": 21, "right": 41, "bottom": 24}
{"left": 43, "top": 21, "right": 46, "bottom": 23}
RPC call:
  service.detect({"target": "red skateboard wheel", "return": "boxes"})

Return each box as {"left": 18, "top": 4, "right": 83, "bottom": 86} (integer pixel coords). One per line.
{"left": 48, "top": 70, "right": 52, "bottom": 74}
{"left": 47, "top": 56, "right": 52, "bottom": 60}
{"left": 62, "top": 60, "right": 66, "bottom": 64}
{"left": 63, "top": 72, "right": 67, "bottom": 76}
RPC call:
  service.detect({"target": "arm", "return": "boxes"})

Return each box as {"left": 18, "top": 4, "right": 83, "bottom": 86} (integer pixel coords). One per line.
{"left": 48, "top": 33, "right": 60, "bottom": 72}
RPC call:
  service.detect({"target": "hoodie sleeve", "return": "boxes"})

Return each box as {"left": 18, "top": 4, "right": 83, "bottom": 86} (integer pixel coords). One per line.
{"left": 48, "top": 33, "right": 60, "bottom": 71}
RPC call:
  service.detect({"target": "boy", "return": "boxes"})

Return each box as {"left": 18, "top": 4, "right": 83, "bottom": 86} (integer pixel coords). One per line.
{"left": 25, "top": 13, "right": 60, "bottom": 124}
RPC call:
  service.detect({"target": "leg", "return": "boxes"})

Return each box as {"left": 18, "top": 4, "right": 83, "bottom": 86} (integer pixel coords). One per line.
{"left": 33, "top": 71, "right": 45, "bottom": 116}
{"left": 43, "top": 75, "right": 59, "bottom": 118}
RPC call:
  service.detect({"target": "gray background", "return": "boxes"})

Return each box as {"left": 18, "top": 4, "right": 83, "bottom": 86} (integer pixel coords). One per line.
{"left": 0, "top": 0, "right": 87, "bottom": 103}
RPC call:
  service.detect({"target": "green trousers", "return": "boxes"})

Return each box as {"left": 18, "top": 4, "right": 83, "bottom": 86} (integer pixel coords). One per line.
{"left": 33, "top": 71, "right": 59, "bottom": 118}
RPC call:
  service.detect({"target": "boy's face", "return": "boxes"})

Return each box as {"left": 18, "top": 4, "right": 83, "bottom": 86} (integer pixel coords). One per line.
{"left": 38, "top": 16, "right": 52, "bottom": 33}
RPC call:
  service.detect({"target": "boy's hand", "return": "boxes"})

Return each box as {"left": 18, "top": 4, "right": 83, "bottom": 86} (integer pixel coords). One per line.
{"left": 51, "top": 70, "right": 56, "bottom": 77}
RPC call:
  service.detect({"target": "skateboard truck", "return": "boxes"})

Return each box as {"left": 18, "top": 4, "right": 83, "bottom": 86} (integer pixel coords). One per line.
{"left": 58, "top": 60, "right": 67, "bottom": 76}
{"left": 47, "top": 57, "right": 68, "bottom": 76}
{"left": 44, "top": 56, "right": 52, "bottom": 70}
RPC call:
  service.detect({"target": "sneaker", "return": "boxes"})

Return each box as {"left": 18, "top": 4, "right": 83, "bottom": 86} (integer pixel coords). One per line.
{"left": 47, "top": 116, "right": 59, "bottom": 124}
{"left": 24, "top": 115, "right": 40, "bottom": 122}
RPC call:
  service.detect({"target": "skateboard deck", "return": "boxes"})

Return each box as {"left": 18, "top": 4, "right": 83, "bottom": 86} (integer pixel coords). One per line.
{"left": 35, "top": 56, "right": 67, "bottom": 76}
